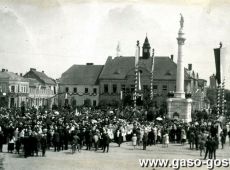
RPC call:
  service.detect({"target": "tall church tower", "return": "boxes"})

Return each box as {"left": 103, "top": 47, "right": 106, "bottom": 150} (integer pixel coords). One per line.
{"left": 142, "top": 36, "right": 151, "bottom": 59}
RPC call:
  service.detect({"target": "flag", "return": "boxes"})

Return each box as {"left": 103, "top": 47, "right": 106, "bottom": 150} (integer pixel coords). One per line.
{"left": 138, "top": 71, "right": 141, "bottom": 91}
{"left": 135, "top": 41, "right": 140, "bottom": 67}
{"left": 214, "top": 46, "right": 227, "bottom": 85}
{"left": 214, "top": 48, "right": 221, "bottom": 85}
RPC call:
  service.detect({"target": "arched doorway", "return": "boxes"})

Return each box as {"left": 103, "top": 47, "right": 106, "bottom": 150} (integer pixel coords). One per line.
{"left": 173, "top": 112, "right": 179, "bottom": 120}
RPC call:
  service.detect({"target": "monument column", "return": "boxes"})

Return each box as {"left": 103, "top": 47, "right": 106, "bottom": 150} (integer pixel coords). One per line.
{"left": 175, "top": 14, "right": 186, "bottom": 99}
{"left": 167, "top": 14, "right": 192, "bottom": 123}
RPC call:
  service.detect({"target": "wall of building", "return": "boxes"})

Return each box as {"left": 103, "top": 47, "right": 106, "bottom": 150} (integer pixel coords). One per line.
{"left": 99, "top": 74, "right": 194, "bottom": 107}
{"left": 7, "top": 81, "right": 29, "bottom": 108}
{"left": 28, "top": 85, "right": 55, "bottom": 108}
{"left": 58, "top": 84, "right": 100, "bottom": 107}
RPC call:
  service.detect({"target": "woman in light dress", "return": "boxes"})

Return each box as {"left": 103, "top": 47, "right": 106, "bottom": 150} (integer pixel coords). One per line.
{"left": 165, "top": 133, "right": 169, "bottom": 147}
{"left": 132, "top": 134, "right": 137, "bottom": 149}
{"left": 162, "top": 132, "right": 169, "bottom": 147}
{"left": 181, "top": 129, "right": 187, "bottom": 145}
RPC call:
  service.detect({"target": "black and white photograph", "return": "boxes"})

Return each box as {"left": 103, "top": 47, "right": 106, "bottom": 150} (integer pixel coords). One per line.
{"left": 0, "top": 0, "right": 230, "bottom": 169}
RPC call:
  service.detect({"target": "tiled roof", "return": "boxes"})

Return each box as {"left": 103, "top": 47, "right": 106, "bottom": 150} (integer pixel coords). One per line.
{"left": 60, "top": 65, "right": 103, "bottom": 85}
{"left": 24, "top": 70, "right": 56, "bottom": 85}
{"left": 0, "top": 72, "right": 28, "bottom": 82}
{"left": 33, "top": 70, "right": 55, "bottom": 85}
{"left": 99, "top": 56, "right": 190, "bottom": 80}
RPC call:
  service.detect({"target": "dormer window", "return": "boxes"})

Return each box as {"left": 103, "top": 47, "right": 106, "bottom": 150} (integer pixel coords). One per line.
{"left": 113, "top": 69, "right": 120, "bottom": 74}
{"left": 165, "top": 70, "right": 172, "bottom": 76}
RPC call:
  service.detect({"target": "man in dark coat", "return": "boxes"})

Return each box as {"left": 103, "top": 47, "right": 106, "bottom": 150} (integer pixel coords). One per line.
{"left": 189, "top": 130, "right": 195, "bottom": 150}
{"left": 211, "top": 136, "right": 218, "bottom": 159}
{"left": 148, "top": 129, "right": 155, "bottom": 146}
{"left": 40, "top": 133, "right": 47, "bottom": 156}
{"left": 23, "top": 133, "right": 30, "bottom": 158}
{"left": 204, "top": 136, "right": 212, "bottom": 160}
{"left": 102, "top": 132, "right": 110, "bottom": 153}
{"left": 53, "top": 130, "right": 60, "bottom": 152}
{"left": 142, "top": 131, "right": 148, "bottom": 150}
{"left": 85, "top": 129, "right": 93, "bottom": 150}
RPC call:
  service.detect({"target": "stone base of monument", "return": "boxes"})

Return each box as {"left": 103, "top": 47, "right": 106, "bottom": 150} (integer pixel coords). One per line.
{"left": 167, "top": 98, "right": 192, "bottom": 123}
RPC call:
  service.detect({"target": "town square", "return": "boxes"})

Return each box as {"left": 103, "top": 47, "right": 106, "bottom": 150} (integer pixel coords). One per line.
{"left": 0, "top": 0, "right": 230, "bottom": 170}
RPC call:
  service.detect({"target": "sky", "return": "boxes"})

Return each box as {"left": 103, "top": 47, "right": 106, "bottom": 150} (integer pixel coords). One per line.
{"left": 0, "top": 0, "right": 230, "bottom": 88}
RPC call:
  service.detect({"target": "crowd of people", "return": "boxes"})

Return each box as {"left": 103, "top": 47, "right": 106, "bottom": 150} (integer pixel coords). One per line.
{"left": 0, "top": 106, "right": 229, "bottom": 160}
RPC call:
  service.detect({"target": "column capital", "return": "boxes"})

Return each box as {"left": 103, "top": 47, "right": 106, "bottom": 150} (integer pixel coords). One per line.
{"left": 177, "top": 37, "right": 186, "bottom": 45}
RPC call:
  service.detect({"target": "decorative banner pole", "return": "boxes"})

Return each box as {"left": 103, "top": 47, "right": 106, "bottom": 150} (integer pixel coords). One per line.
{"left": 134, "top": 40, "right": 140, "bottom": 108}
{"left": 150, "top": 49, "right": 155, "bottom": 101}
{"left": 216, "top": 85, "right": 221, "bottom": 115}
{"left": 214, "top": 42, "right": 223, "bottom": 115}
{"left": 221, "top": 79, "right": 225, "bottom": 115}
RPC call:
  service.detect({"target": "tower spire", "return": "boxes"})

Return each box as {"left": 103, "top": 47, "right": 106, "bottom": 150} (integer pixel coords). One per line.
{"left": 116, "top": 41, "right": 121, "bottom": 57}
{"left": 142, "top": 35, "right": 151, "bottom": 59}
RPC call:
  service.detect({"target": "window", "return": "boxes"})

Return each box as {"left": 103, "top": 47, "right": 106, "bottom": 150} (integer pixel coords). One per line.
{"left": 65, "top": 87, "right": 69, "bottom": 93}
{"left": 93, "top": 88, "right": 97, "bottom": 94}
{"left": 143, "top": 85, "right": 148, "bottom": 91}
{"left": 104, "top": 84, "right": 108, "bottom": 93}
{"left": 112, "top": 84, "right": 117, "bottom": 93}
{"left": 11, "top": 86, "right": 15, "bottom": 93}
{"left": 153, "top": 85, "right": 158, "bottom": 90}
{"left": 73, "top": 87, "right": 77, "bottom": 93}
{"left": 131, "top": 85, "right": 135, "bottom": 92}
{"left": 93, "top": 100, "right": 97, "bottom": 106}
{"left": 85, "top": 88, "right": 88, "bottom": 93}
{"left": 162, "top": 85, "right": 168, "bottom": 91}
{"left": 54, "top": 86, "right": 56, "bottom": 94}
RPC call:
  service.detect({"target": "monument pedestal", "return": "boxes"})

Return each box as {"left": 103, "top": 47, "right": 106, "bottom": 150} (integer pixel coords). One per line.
{"left": 167, "top": 98, "right": 192, "bottom": 123}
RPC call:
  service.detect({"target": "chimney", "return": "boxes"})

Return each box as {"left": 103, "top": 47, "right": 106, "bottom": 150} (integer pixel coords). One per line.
{"left": 86, "top": 63, "right": 94, "bottom": 65}
{"left": 6, "top": 69, "right": 8, "bottom": 72}
{"left": 170, "top": 55, "right": 174, "bottom": 61}
{"left": 42, "top": 70, "right": 44, "bottom": 73}
{"left": 30, "top": 68, "right": 36, "bottom": 71}
{"left": 20, "top": 73, "right": 23, "bottom": 76}
{"left": 188, "top": 64, "right": 192, "bottom": 71}
{"left": 2, "top": 69, "right": 5, "bottom": 72}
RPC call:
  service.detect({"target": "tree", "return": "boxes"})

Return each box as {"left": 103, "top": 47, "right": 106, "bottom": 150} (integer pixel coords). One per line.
{"left": 206, "top": 88, "right": 216, "bottom": 106}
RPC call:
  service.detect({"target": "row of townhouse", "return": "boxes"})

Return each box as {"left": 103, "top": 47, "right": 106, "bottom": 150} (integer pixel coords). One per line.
{"left": 0, "top": 68, "right": 57, "bottom": 109}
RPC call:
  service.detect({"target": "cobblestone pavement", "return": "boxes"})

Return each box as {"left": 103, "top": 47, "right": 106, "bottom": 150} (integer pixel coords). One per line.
{"left": 2, "top": 141, "right": 230, "bottom": 170}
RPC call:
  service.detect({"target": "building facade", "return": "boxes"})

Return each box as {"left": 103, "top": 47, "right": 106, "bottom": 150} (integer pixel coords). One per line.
{"left": 58, "top": 64, "right": 103, "bottom": 107}
{"left": 98, "top": 37, "right": 208, "bottom": 110}
{"left": 0, "top": 69, "right": 29, "bottom": 108}
{"left": 23, "top": 68, "right": 56, "bottom": 109}
{"left": 209, "top": 74, "right": 217, "bottom": 89}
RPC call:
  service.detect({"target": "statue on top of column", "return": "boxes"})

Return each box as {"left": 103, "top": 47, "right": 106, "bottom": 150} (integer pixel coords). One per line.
{"left": 180, "top": 13, "right": 184, "bottom": 29}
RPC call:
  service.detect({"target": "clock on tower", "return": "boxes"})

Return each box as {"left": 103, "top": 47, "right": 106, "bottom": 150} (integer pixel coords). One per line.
{"left": 142, "top": 36, "right": 151, "bottom": 59}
